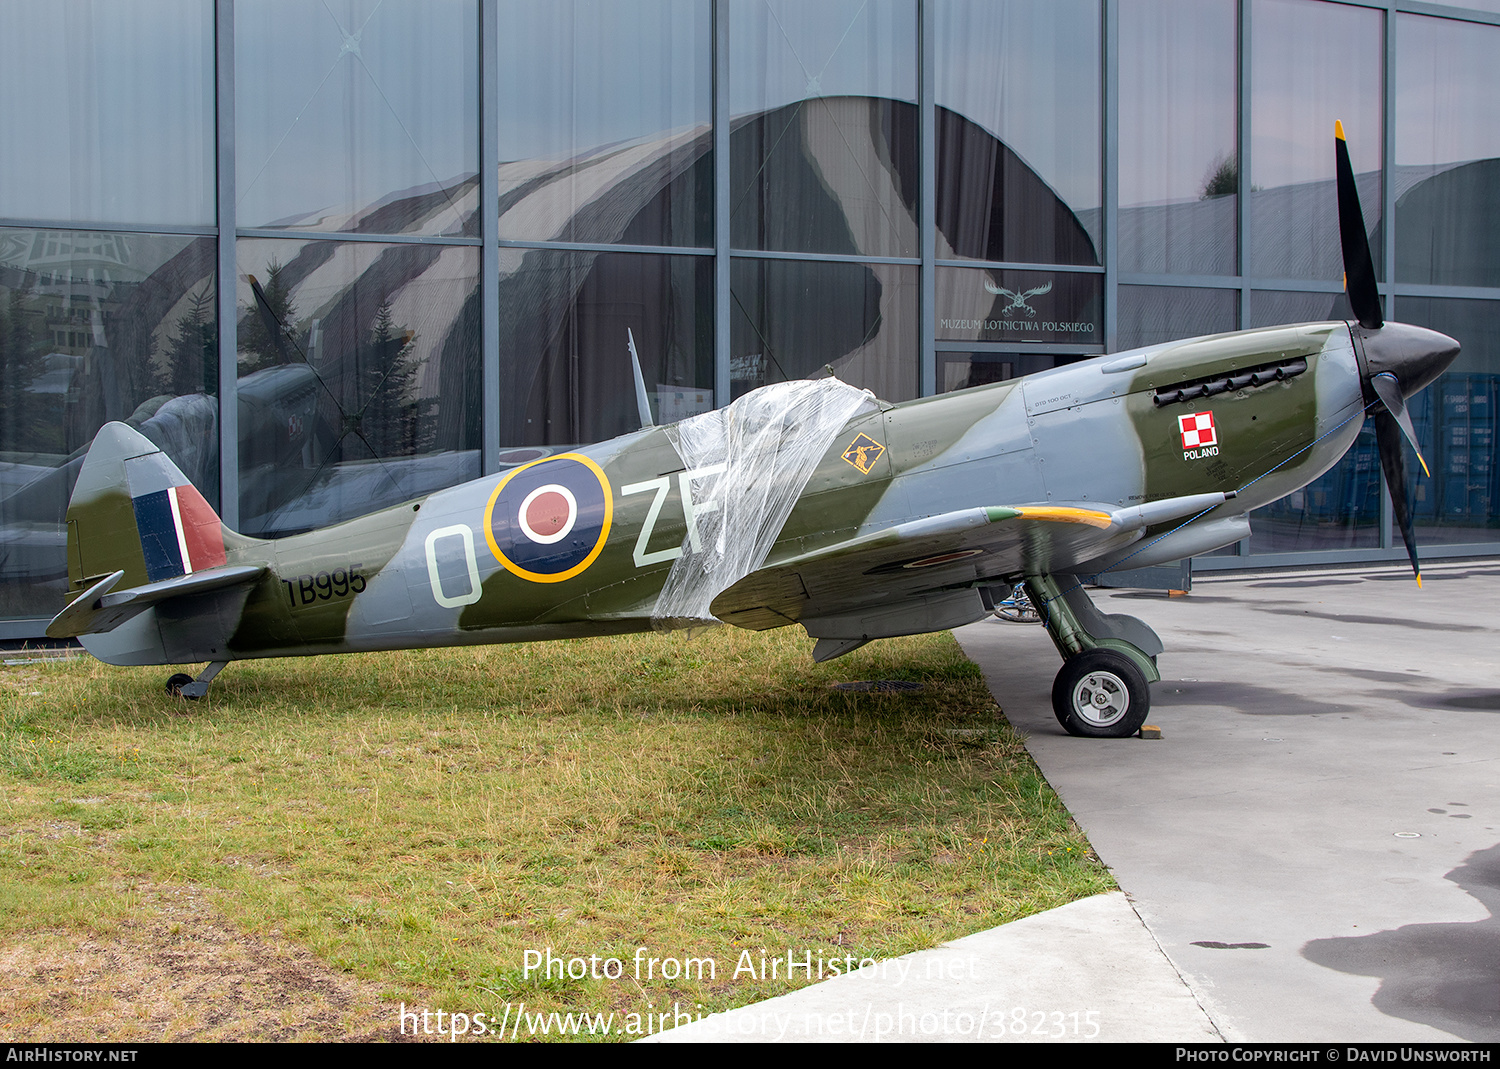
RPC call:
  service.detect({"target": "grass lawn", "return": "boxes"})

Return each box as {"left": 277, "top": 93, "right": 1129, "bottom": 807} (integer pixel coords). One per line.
{"left": 0, "top": 627, "right": 1111, "bottom": 1041}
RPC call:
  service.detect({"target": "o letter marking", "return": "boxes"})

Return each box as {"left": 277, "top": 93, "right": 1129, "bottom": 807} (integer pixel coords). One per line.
{"left": 425, "top": 524, "right": 483, "bottom": 608}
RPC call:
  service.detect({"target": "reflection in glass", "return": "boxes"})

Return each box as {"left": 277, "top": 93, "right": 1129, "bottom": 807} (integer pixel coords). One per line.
{"left": 1395, "top": 14, "right": 1500, "bottom": 288}
{"left": 1246, "top": 291, "right": 1373, "bottom": 553}
{"left": 1118, "top": 0, "right": 1237, "bottom": 275}
{"left": 1118, "top": 287, "right": 1237, "bottom": 351}
{"left": 498, "top": 0, "right": 711, "bottom": 248}
{"left": 731, "top": 259, "right": 915, "bottom": 402}
{"left": 0, "top": 0, "right": 215, "bottom": 227}
{"left": 730, "top": 0, "right": 917, "bottom": 256}
{"left": 1250, "top": 0, "right": 1381, "bottom": 281}
{"left": 936, "top": 351, "right": 1082, "bottom": 394}
{"left": 1248, "top": 289, "right": 1352, "bottom": 329}
{"left": 1248, "top": 422, "right": 1381, "bottom": 553}
{"left": 0, "top": 228, "right": 218, "bottom": 619}
{"left": 236, "top": 0, "right": 479, "bottom": 236}
{"left": 936, "top": 0, "right": 1101, "bottom": 264}
{"left": 1398, "top": 297, "right": 1500, "bottom": 545}
{"left": 935, "top": 267, "right": 1101, "bottom": 346}
{"left": 495, "top": 251, "right": 713, "bottom": 446}
{"left": 236, "top": 239, "right": 480, "bottom": 536}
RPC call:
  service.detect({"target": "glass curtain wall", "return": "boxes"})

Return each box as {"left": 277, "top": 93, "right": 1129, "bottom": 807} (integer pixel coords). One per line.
{"left": 497, "top": 0, "right": 715, "bottom": 439}
{"left": 234, "top": 0, "right": 482, "bottom": 537}
{"left": 1117, "top": 0, "right": 1238, "bottom": 278}
{"left": 932, "top": 0, "right": 1103, "bottom": 390}
{"left": 1391, "top": 15, "right": 1500, "bottom": 548}
{"left": 0, "top": 0, "right": 217, "bottom": 626}
{"left": 1241, "top": 0, "right": 1383, "bottom": 552}
{"left": 9, "top": 0, "right": 1500, "bottom": 629}
{"left": 729, "top": 0, "right": 919, "bottom": 400}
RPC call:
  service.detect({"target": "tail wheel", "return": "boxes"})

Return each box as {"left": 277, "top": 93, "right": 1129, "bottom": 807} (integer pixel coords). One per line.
{"left": 165, "top": 673, "right": 195, "bottom": 699}
{"left": 1052, "top": 650, "right": 1150, "bottom": 738}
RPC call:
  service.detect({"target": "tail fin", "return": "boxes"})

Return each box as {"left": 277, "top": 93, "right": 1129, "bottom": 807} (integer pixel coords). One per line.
{"left": 65, "top": 422, "right": 235, "bottom": 595}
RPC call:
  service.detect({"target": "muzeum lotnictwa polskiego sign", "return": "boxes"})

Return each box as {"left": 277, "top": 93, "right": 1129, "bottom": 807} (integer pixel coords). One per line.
{"left": 936, "top": 269, "right": 1102, "bottom": 345}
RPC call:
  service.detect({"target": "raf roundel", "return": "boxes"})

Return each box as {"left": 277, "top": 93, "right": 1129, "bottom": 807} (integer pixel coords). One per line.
{"left": 518, "top": 484, "right": 577, "bottom": 544}
{"left": 484, "top": 455, "right": 613, "bottom": 583}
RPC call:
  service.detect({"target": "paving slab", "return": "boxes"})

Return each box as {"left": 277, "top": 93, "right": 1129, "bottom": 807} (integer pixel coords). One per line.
{"left": 647, "top": 890, "right": 1219, "bottom": 1043}
{"left": 956, "top": 560, "right": 1500, "bottom": 1043}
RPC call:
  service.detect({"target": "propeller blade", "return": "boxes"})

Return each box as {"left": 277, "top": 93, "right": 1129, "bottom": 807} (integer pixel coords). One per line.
{"left": 1369, "top": 372, "right": 1430, "bottom": 477}
{"left": 1373, "top": 409, "right": 1421, "bottom": 587}
{"left": 1335, "top": 121, "right": 1383, "bottom": 330}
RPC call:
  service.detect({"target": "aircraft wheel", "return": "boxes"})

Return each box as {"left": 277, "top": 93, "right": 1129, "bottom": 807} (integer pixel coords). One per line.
{"left": 165, "top": 673, "right": 195, "bottom": 699}
{"left": 1052, "top": 650, "right": 1149, "bottom": 738}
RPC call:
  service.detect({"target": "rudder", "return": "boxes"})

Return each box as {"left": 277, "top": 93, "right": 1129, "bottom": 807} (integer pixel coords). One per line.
{"left": 66, "top": 422, "right": 230, "bottom": 594}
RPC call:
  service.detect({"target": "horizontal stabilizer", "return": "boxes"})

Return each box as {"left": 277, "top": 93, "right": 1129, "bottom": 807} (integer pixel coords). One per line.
{"left": 47, "top": 564, "right": 266, "bottom": 639}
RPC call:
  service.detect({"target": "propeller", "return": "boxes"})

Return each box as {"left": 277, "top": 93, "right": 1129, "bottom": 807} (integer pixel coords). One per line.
{"left": 1334, "top": 121, "right": 1460, "bottom": 587}
{"left": 1335, "top": 121, "right": 1383, "bottom": 331}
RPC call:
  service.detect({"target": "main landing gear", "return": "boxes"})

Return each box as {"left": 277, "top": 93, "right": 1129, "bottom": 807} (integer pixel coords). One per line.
{"left": 165, "top": 660, "right": 228, "bottom": 701}
{"left": 1024, "top": 573, "right": 1162, "bottom": 739}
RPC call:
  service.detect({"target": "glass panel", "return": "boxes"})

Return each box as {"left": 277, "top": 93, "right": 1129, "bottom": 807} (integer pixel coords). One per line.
{"left": 936, "top": 267, "right": 1101, "bottom": 346}
{"left": 1395, "top": 13, "right": 1500, "bottom": 288}
{"left": 236, "top": 0, "right": 479, "bottom": 236}
{"left": 0, "top": 228, "right": 217, "bottom": 620}
{"left": 236, "top": 238, "right": 481, "bottom": 536}
{"left": 730, "top": 0, "right": 918, "bottom": 256}
{"left": 0, "top": 0, "right": 214, "bottom": 227}
{"left": 935, "top": 0, "right": 1101, "bottom": 265}
{"left": 1246, "top": 291, "right": 1373, "bottom": 553}
{"left": 1118, "top": 0, "right": 1237, "bottom": 275}
{"left": 1398, "top": 298, "right": 1500, "bottom": 546}
{"left": 936, "top": 350, "right": 1085, "bottom": 394}
{"left": 498, "top": 0, "right": 712, "bottom": 248}
{"left": 1248, "top": 421, "right": 1382, "bottom": 553}
{"left": 1248, "top": 289, "right": 1351, "bottom": 329}
{"left": 1117, "top": 286, "right": 1238, "bottom": 351}
{"left": 495, "top": 250, "right": 714, "bottom": 446}
{"left": 731, "top": 258, "right": 916, "bottom": 401}
{"left": 1250, "top": 0, "right": 1382, "bottom": 281}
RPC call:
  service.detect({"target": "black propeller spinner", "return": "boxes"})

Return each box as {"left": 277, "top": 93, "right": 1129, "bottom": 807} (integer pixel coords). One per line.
{"left": 1335, "top": 121, "right": 1461, "bottom": 586}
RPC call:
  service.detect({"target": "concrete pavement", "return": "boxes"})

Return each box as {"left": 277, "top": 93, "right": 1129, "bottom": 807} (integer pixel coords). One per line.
{"left": 653, "top": 560, "right": 1499, "bottom": 1043}
{"left": 649, "top": 890, "right": 1219, "bottom": 1042}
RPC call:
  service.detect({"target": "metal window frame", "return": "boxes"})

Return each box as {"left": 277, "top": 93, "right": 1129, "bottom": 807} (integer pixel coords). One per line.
{"left": 16, "top": 0, "right": 1500, "bottom": 640}
{"left": 215, "top": 0, "right": 239, "bottom": 528}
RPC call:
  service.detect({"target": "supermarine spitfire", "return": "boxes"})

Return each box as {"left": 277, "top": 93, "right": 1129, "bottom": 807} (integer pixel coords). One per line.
{"left": 47, "top": 128, "right": 1460, "bottom": 737}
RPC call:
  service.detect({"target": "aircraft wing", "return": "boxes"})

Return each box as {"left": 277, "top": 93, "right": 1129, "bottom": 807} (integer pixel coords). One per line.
{"left": 46, "top": 564, "right": 267, "bottom": 639}
{"left": 709, "top": 492, "right": 1234, "bottom": 630}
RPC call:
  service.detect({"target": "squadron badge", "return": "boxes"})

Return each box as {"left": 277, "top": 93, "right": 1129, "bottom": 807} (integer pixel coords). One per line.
{"left": 842, "top": 433, "right": 886, "bottom": 474}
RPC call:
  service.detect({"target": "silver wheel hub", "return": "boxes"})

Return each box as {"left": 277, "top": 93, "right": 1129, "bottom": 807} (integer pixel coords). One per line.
{"left": 1073, "top": 671, "right": 1129, "bottom": 727}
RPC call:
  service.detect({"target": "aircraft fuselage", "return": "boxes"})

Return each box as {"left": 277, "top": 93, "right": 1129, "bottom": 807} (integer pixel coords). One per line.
{"left": 80, "top": 321, "right": 1363, "bottom": 667}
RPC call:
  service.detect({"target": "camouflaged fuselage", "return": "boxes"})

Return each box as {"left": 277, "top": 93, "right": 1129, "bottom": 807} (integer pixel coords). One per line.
{"left": 69, "top": 322, "right": 1362, "bottom": 667}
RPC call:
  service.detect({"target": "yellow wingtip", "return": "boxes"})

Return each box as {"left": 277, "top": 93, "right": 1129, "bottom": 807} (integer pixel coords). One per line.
{"left": 1335, "top": 119, "right": 1346, "bottom": 141}
{"left": 1014, "top": 506, "right": 1115, "bottom": 530}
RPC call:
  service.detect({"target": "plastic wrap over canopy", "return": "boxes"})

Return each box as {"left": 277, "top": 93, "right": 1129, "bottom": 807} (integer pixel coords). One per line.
{"left": 652, "top": 377, "right": 877, "bottom": 627}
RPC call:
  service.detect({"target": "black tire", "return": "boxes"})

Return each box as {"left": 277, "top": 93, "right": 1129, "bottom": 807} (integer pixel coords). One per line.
{"left": 1051, "top": 649, "right": 1150, "bottom": 738}
{"left": 165, "top": 673, "right": 194, "bottom": 698}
